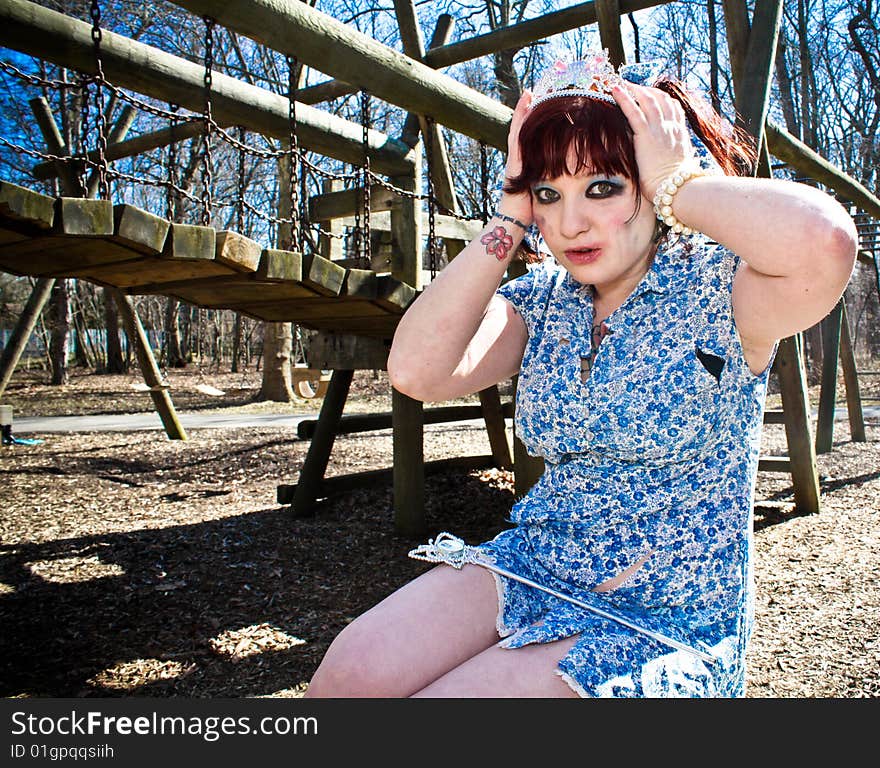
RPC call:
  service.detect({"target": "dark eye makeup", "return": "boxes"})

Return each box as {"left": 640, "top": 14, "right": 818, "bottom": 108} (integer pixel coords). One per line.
{"left": 531, "top": 178, "right": 626, "bottom": 204}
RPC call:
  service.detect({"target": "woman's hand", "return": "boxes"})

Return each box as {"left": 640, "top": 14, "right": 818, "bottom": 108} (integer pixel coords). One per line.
{"left": 498, "top": 89, "right": 534, "bottom": 225}
{"left": 612, "top": 83, "right": 696, "bottom": 201}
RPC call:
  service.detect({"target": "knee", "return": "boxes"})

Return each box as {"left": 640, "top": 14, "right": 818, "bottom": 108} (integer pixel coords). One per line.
{"left": 304, "top": 618, "right": 402, "bottom": 698}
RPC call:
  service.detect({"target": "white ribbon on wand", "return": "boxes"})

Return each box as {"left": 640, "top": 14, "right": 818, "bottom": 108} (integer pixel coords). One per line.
{"left": 409, "top": 533, "right": 717, "bottom": 666}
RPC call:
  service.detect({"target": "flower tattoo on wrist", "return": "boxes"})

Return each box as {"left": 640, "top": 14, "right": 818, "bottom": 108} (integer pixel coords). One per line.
{"left": 481, "top": 225, "right": 514, "bottom": 261}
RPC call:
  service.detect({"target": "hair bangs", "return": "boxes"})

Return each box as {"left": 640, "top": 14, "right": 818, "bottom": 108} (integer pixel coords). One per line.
{"left": 505, "top": 96, "right": 639, "bottom": 195}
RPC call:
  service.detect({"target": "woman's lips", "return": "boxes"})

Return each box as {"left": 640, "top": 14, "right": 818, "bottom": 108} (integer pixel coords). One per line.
{"left": 564, "top": 248, "right": 600, "bottom": 265}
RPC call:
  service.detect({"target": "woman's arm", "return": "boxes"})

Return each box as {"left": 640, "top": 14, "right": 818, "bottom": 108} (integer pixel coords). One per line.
{"left": 613, "top": 84, "right": 858, "bottom": 373}
{"left": 387, "top": 92, "right": 534, "bottom": 403}
{"left": 671, "top": 175, "right": 857, "bottom": 372}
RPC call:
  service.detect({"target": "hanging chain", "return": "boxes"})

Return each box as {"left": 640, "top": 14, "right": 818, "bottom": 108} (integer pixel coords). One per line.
{"left": 360, "top": 90, "right": 371, "bottom": 268}
{"left": 424, "top": 117, "right": 438, "bottom": 280}
{"left": 201, "top": 16, "right": 215, "bottom": 226}
{"left": 89, "top": 0, "right": 108, "bottom": 199}
{"left": 237, "top": 125, "right": 246, "bottom": 234}
{"left": 287, "top": 55, "right": 300, "bottom": 252}
{"left": 479, "top": 141, "right": 489, "bottom": 225}
{"left": 166, "top": 103, "right": 179, "bottom": 221}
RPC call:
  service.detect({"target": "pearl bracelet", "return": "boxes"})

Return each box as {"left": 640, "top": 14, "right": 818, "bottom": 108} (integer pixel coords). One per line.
{"left": 652, "top": 164, "right": 706, "bottom": 236}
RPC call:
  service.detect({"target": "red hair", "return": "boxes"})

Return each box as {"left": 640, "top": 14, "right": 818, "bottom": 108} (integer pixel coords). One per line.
{"left": 504, "top": 77, "right": 756, "bottom": 197}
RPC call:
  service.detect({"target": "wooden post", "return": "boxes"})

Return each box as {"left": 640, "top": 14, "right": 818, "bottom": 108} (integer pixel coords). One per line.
{"left": 290, "top": 369, "right": 354, "bottom": 516}
{"left": 0, "top": 277, "right": 55, "bottom": 399}
{"left": 111, "top": 288, "right": 187, "bottom": 441}
{"left": 723, "top": 0, "right": 820, "bottom": 513}
{"left": 317, "top": 178, "right": 344, "bottom": 262}
{"left": 390, "top": 155, "right": 423, "bottom": 291}
{"left": 776, "top": 335, "right": 821, "bottom": 513}
{"left": 392, "top": 386, "right": 425, "bottom": 538}
{"left": 478, "top": 385, "right": 513, "bottom": 470}
{"left": 815, "top": 300, "right": 842, "bottom": 454}
{"left": 596, "top": 0, "right": 626, "bottom": 68}
{"left": 839, "top": 300, "right": 866, "bottom": 442}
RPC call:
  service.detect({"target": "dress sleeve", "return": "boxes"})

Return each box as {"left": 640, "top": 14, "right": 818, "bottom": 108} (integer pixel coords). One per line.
{"left": 495, "top": 264, "right": 549, "bottom": 338}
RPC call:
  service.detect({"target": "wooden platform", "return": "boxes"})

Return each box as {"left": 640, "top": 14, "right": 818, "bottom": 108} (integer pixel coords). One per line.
{"left": 0, "top": 180, "right": 415, "bottom": 337}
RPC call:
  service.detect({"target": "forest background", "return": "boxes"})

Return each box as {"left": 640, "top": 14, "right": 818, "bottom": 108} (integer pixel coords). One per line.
{"left": 0, "top": 0, "right": 878, "bottom": 396}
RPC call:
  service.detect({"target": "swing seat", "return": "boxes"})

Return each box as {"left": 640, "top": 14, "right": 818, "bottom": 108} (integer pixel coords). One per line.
{"left": 293, "top": 365, "right": 331, "bottom": 399}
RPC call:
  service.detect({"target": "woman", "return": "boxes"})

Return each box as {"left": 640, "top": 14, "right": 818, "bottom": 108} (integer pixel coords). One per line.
{"left": 304, "top": 53, "right": 857, "bottom": 698}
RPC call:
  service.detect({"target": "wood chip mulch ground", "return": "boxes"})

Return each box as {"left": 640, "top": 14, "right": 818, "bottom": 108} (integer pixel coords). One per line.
{"left": 1, "top": 369, "right": 878, "bottom": 698}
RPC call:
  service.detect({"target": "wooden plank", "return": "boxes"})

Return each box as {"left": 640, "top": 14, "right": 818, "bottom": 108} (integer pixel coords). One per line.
{"left": 375, "top": 274, "right": 417, "bottom": 312}
{"left": 0, "top": 180, "right": 55, "bottom": 230}
{"left": 278, "top": 455, "right": 496, "bottom": 503}
{"left": 113, "top": 204, "right": 169, "bottom": 255}
{"left": 55, "top": 196, "right": 114, "bottom": 235}
{"left": 301, "top": 252, "right": 346, "bottom": 296}
{"left": 166, "top": 277, "right": 319, "bottom": 308}
{"left": 306, "top": 332, "right": 391, "bottom": 370}
{"left": 309, "top": 183, "right": 398, "bottom": 221}
{"left": 758, "top": 456, "right": 792, "bottom": 473}
{"left": 392, "top": 386, "right": 425, "bottom": 538}
{"left": 214, "top": 230, "right": 262, "bottom": 273}
{"left": 298, "top": 402, "right": 514, "bottom": 440}
{"left": 256, "top": 248, "right": 303, "bottom": 282}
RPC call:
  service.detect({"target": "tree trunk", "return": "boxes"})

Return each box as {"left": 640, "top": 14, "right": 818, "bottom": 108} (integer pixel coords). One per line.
{"left": 257, "top": 322, "right": 294, "bottom": 401}
{"left": 257, "top": 142, "right": 295, "bottom": 401}
{"left": 163, "top": 297, "right": 186, "bottom": 367}
{"left": 49, "top": 278, "right": 70, "bottom": 385}
{"left": 231, "top": 312, "right": 243, "bottom": 372}
{"left": 103, "top": 287, "right": 125, "bottom": 373}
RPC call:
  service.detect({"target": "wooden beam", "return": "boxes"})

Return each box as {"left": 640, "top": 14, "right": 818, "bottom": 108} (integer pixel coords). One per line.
{"left": 424, "top": 0, "right": 665, "bottom": 69}
{"left": 596, "top": 0, "right": 626, "bottom": 68}
{"left": 112, "top": 288, "right": 188, "bottom": 441}
{"left": 737, "top": 0, "right": 784, "bottom": 146}
{"left": 839, "top": 300, "right": 866, "bottom": 442}
{"left": 0, "top": 276, "right": 55, "bottom": 398}
{"left": 815, "top": 300, "right": 842, "bottom": 454}
{"left": 289, "top": 369, "right": 354, "bottom": 516}
{"left": 28, "top": 97, "right": 83, "bottom": 194}
{"left": 32, "top": 119, "right": 215, "bottom": 182}
{"left": 166, "top": 0, "right": 512, "bottom": 150}
{"left": 0, "top": 0, "right": 414, "bottom": 176}
{"left": 765, "top": 122, "right": 880, "bottom": 220}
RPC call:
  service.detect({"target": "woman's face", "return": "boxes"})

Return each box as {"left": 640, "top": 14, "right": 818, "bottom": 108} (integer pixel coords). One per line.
{"left": 530, "top": 157, "right": 657, "bottom": 298}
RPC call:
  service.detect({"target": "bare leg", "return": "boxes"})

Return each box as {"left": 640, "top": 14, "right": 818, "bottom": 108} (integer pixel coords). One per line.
{"left": 304, "top": 563, "right": 501, "bottom": 698}
{"left": 411, "top": 634, "right": 582, "bottom": 698}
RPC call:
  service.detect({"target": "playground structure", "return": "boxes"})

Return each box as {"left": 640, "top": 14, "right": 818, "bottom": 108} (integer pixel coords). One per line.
{"left": 1, "top": 0, "right": 879, "bottom": 538}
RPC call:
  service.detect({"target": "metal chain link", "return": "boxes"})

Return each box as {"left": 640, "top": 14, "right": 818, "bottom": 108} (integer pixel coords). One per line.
{"left": 360, "top": 90, "right": 371, "bottom": 268}
{"left": 480, "top": 141, "right": 489, "bottom": 224}
{"left": 89, "top": 0, "right": 108, "bottom": 199}
{"left": 166, "top": 103, "right": 179, "bottom": 221}
{"left": 424, "top": 116, "right": 438, "bottom": 280}
{"left": 236, "top": 125, "right": 246, "bottom": 234}
{"left": 287, "top": 55, "right": 300, "bottom": 252}
{"left": 201, "top": 15, "right": 215, "bottom": 226}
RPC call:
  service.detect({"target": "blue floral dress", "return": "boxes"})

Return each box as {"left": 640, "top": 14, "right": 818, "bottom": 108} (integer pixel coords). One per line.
{"left": 479, "top": 236, "right": 775, "bottom": 697}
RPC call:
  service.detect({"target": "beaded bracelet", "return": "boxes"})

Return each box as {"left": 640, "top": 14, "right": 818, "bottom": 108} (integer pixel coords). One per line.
{"left": 652, "top": 164, "right": 707, "bottom": 236}
{"left": 492, "top": 211, "right": 530, "bottom": 232}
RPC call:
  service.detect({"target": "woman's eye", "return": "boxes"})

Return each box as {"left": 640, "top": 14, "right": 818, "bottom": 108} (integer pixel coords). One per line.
{"left": 586, "top": 180, "right": 621, "bottom": 198}
{"left": 532, "top": 187, "right": 559, "bottom": 204}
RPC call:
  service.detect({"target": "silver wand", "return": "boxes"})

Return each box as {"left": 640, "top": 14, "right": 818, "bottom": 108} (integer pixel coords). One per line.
{"left": 409, "top": 532, "right": 717, "bottom": 666}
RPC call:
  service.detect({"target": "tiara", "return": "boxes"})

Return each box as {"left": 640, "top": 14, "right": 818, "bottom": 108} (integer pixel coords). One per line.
{"left": 530, "top": 51, "right": 665, "bottom": 108}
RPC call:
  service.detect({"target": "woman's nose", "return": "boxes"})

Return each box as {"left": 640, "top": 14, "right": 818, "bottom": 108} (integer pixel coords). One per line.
{"left": 559, "top": 200, "right": 591, "bottom": 239}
